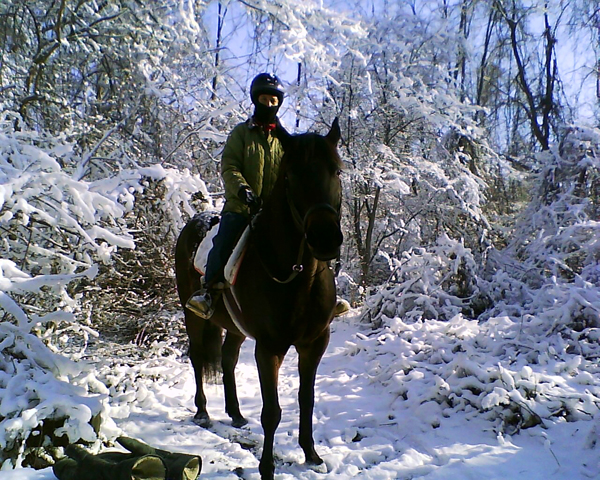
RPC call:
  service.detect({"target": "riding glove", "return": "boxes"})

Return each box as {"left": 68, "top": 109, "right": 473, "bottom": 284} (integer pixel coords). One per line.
{"left": 238, "top": 185, "right": 261, "bottom": 211}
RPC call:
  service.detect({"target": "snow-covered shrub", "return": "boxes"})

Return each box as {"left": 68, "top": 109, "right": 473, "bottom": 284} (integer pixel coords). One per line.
{"left": 508, "top": 125, "right": 600, "bottom": 282}
{"left": 344, "top": 312, "right": 600, "bottom": 437}
{"left": 478, "top": 125, "right": 600, "bottom": 334}
{"left": 0, "top": 113, "right": 211, "bottom": 325}
{"left": 0, "top": 117, "right": 128, "bottom": 467}
{"left": 361, "top": 235, "right": 487, "bottom": 327}
{"left": 0, "top": 117, "right": 211, "bottom": 468}
{"left": 482, "top": 250, "right": 600, "bottom": 333}
{"left": 0, "top": 321, "right": 118, "bottom": 469}
{"left": 355, "top": 125, "right": 600, "bottom": 435}
{"left": 339, "top": 130, "right": 493, "bottom": 290}
{"left": 87, "top": 168, "right": 213, "bottom": 341}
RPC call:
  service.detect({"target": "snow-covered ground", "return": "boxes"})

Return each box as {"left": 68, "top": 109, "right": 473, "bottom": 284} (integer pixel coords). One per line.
{"left": 3, "top": 310, "right": 599, "bottom": 480}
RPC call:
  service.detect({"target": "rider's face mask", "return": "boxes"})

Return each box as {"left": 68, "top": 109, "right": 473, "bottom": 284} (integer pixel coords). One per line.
{"left": 253, "top": 94, "right": 281, "bottom": 124}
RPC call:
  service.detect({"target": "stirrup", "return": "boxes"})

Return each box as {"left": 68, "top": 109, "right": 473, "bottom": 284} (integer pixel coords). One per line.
{"left": 186, "top": 291, "right": 215, "bottom": 319}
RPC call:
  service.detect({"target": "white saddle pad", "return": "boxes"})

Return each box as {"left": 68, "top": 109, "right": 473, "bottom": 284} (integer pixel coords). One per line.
{"left": 193, "top": 224, "right": 219, "bottom": 276}
{"left": 193, "top": 224, "right": 250, "bottom": 285}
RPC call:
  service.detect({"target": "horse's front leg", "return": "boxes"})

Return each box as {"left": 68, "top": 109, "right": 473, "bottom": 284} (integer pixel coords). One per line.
{"left": 297, "top": 329, "right": 330, "bottom": 465}
{"left": 255, "top": 343, "right": 287, "bottom": 480}
{"left": 222, "top": 331, "right": 247, "bottom": 427}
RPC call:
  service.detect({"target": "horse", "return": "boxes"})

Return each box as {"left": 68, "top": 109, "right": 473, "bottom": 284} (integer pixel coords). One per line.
{"left": 174, "top": 119, "right": 343, "bottom": 480}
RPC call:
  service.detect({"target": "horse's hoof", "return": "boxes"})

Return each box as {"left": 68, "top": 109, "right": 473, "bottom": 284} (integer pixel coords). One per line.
{"left": 231, "top": 415, "right": 248, "bottom": 428}
{"left": 258, "top": 465, "right": 274, "bottom": 480}
{"left": 193, "top": 412, "right": 212, "bottom": 428}
{"left": 305, "top": 450, "right": 323, "bottom": 466}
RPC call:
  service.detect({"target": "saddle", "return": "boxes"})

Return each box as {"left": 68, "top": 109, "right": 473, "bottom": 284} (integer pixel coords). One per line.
{"left": 193, "top": 223, "right": 250, "bottom": 286}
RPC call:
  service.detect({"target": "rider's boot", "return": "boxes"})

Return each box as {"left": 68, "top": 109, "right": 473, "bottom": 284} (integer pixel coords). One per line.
{"left": 334, "top": 298, "right": 350, "bottom": 317}
{"left": 185, "top": 283, "right": 224, "bottom": 319}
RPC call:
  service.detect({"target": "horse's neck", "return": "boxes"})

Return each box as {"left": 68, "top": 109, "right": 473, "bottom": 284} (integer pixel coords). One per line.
{"left": 255, "top": 193, "right": 314, "bottom": 276}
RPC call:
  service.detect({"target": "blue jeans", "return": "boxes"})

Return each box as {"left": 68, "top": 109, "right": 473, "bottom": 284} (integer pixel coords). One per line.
{"left": 204, "top": 212, "right": 248, "bottom": 286}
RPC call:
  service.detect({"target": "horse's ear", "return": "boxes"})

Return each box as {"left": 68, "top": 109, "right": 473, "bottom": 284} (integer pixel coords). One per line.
{"left": 326, "top": 117, "right": 341, "bottom": 147}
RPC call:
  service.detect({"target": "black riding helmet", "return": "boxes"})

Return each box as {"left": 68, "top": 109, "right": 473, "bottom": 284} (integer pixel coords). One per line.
{"left": 250, "top": 73, "right": 285, "bottom": 106}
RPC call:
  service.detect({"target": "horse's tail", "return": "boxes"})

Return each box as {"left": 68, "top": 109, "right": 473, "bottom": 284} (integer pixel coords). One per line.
{"left": 194, "top": 321, "right": 223, "bottom": 382}
{"left": 175, "top": 213, "right": 223, "bottom": 382}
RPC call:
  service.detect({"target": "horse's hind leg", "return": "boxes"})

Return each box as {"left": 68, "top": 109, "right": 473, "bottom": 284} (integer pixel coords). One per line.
{"left": 188, "top": 322, "right": 210, "bottom": 426}
{"left": 185, "top": 312, "right": 222, "bottom": 428}
{"left": 297, "top": 329, "right": 330, "bottom": 466}
{"left": 222, "top": 331, "right": 247, "bottom": 427}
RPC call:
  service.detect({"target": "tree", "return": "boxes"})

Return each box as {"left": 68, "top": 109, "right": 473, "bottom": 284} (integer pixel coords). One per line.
{"left": 318, "top": 3, "right": 494, "bottom": 290}
{"left": 0, "top": 0, "right": 232, "bottom": 170}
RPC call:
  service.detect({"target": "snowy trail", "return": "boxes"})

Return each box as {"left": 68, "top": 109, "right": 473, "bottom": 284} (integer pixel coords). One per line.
{"left": 4, "top": 313, "right": 599, "bottom": 479}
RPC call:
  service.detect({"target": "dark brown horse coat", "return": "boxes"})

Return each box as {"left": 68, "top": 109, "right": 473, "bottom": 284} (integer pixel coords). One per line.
{"left": 175, "top": 119, "right": 343, "bottom": 480}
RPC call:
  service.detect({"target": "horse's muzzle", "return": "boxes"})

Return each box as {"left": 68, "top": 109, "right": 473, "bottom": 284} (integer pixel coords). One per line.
{"left": 304, "top": 204, "right": 343, "bottom": 261}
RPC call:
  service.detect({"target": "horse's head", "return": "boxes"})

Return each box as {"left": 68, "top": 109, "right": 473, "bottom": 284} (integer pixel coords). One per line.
{"left": 278, "top": 118, "right": 344, "bottom": 261}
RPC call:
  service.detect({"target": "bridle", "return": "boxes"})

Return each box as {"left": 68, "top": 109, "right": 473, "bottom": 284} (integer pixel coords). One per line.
{"left": 251, "top": 176, "right": 341, "bottom": 284}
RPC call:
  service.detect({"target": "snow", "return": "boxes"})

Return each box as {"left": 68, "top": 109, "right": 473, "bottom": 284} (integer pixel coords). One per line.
{"left": 3, "top": 312, "right": 599, "bottom": 479}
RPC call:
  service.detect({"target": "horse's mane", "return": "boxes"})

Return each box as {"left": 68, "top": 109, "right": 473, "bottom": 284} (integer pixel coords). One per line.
{"left": 261, "top": 129, "right": 341, "bottom": 217}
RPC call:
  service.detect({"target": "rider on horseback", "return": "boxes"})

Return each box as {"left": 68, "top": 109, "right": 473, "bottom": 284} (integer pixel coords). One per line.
{"left": 186, "top": 72, "right": 285, "bottom": 319}
{"left": 186, "top": 73, "right": 349, "bottom": 319}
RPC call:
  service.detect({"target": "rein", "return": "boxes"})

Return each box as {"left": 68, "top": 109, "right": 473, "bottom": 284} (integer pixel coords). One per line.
{"left": 249, "top": 188, "right": 305, "bottom": 284}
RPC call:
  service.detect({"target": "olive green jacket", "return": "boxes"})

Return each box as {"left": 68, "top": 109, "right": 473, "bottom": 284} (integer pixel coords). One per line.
{"left": 221, "top": 118, "right": 285, "bottom": 215}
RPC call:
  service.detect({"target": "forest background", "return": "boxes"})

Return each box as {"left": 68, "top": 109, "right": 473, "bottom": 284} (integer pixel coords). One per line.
{"left": 1, "top": 0, "right": 600, "bottom": 472}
